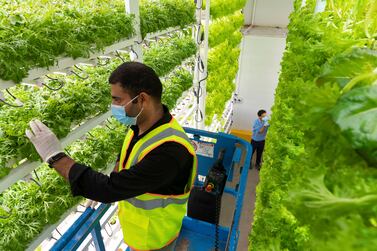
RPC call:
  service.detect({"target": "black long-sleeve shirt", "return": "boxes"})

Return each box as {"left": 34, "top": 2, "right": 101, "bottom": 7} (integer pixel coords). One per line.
{"left": 68, "top": 106, "right": 193, "bottom": 203}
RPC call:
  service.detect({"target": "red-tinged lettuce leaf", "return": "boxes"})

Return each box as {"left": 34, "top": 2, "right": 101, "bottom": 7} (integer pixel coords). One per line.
{"left": 317, "top": 48, "right": 377, "bottom": 92}
{"left": 331, "top": 85, "right": 377, "bottom": 166}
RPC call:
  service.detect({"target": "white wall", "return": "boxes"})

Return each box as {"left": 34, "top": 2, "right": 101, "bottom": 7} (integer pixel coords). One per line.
{"left": 243, "top": 0, "right": 255, "bottom": 25}
{"left": 232, "top": 30, "right": 287, "bottom": 131}
{"left": 252, "top": 0, "right": 294, "bottom": 28}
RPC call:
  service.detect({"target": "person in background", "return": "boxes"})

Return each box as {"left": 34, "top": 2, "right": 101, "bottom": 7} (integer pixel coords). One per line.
{"left": 251, "top": 109, "right": 269, "bottom": 170}
{"left": 26, "top": 62, "right": 197, "bottom": 251}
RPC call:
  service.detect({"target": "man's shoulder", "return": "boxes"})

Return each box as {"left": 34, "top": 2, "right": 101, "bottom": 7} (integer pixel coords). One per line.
{"left": 253, "top": 119, "right": 261, "bottom": 126}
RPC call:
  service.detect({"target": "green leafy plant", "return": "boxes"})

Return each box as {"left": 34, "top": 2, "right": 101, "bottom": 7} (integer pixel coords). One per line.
{"left": 143, "top": 35, "right": 197, "bottom": 76}
{"left": 207, "top": 0, "right": 247, "bottom": 20}
{"left": 209, "top": 11, "right": 244, "bottom": 48}
{"left": 0, "top": 0, "right": 134, "bottom": 83}
{"left": 162, "top": 63, "right": 194, "bottom": 109}
{"left": 206, "top": 31, "right": 242, "bottom": 125}
{"left": 0, "top": 60, "right": 119, "bottom": 173}
{"left": 206, "top": 42, "right": 240, "bottom": 125}
{"left": 250, "top": 0, "right": 377, "bottom": 250}
{"left": 316, "top": 48, "right": 377, "bottom": 165}
{"left": 204, "top": 6, "right": 244, "bottom": 126}
{"left": 0, "top": 0, "right": 196, "bottom": 83}
{"left": 140, "top": 0, "right": 195, "bottom": 38}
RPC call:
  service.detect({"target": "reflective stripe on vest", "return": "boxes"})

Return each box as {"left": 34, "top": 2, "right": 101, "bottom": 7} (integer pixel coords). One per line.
{"left": 126, "top": 196, "right": 188, "bottom": 210}
{"left": 118, "top": 117, "right": 197, "bottom": 250}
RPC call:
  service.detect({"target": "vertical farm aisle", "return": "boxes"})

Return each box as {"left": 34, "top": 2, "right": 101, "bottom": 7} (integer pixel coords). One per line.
{"left": 227, "top": 27, "right": 287, "bottom": 250}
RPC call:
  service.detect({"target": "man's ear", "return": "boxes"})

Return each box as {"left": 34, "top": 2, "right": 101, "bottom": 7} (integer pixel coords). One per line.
{"left": 138, "top": 92, "right": 149, "bottom": 103}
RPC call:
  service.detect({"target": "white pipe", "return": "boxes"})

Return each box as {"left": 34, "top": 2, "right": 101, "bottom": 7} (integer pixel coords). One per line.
{"left": 197, "top": 0, "right": 210, "bottom": 129}
{"left": 252, "top": 0, "right": 257, "bottom": 26}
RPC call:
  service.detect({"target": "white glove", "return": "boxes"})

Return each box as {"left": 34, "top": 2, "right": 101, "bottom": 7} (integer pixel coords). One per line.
{"left": 25, "top": 119, "right": 63, "bottom": 162}
{"left": 84, "top": 199, "right": 98, "bottom": 209}
{"left": 262, "top": 116, "right": 270, "bottom": 127}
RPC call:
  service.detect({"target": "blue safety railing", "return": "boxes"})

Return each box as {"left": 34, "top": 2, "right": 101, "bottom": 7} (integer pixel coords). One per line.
{"left": 179, "top": 128, "right": 252, "bottom": 251}
{"left": 50, "top": 128, "right": 252, "bottom": 251}
{"left": 51, "top": 204, "right": 110, "bottom": 251}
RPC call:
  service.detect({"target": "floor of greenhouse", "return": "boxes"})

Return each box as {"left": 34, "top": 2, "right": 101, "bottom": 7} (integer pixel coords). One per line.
{"left": 230, "top": 166, "right": 260, "bottom": 250}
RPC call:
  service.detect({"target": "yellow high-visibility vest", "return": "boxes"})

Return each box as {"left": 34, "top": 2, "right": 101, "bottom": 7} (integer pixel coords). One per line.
{"left": 118, "top": 117, "right": 197, "bottom": 250}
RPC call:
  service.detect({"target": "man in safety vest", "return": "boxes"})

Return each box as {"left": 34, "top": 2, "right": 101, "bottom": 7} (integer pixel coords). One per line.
{"left": 26, "top": 62, "right": 197, "bottom": 251}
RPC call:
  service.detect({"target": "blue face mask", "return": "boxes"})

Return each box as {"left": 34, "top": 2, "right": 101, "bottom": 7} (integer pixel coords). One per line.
{"left": 111, "top": 95, "right": 143, "bottom": 126}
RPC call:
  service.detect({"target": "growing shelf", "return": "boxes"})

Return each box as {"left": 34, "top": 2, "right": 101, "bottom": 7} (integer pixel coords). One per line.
{"left": 0, "top": 111, "right": 111, "bottom": 194}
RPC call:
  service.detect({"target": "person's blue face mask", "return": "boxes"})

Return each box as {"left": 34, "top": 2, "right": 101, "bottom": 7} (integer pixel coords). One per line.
{"left": 111, "top": 95, "right": 143, "bottom": 126}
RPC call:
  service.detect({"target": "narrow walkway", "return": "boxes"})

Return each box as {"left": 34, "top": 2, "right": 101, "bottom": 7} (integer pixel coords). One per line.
{"left": 229, "top": 26, "right": 287, "bottom": 250}
{"left": 236, "top": 167, "right": 259, "bottom": 250}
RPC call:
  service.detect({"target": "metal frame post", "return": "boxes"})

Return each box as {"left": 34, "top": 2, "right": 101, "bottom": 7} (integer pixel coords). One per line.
{"left": 91, "top": 224, "right": 106, "bottom": 250}
{"left": 193, "top": 0, "right": 210, "bottom": 129}
{"left": 126, "top": 0, "right": 143, "bottom": 62}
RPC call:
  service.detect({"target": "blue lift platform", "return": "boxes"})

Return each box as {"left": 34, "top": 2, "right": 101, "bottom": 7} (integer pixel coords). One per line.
{"left": 50, "top": 128, "right": 252, "bottom": 251}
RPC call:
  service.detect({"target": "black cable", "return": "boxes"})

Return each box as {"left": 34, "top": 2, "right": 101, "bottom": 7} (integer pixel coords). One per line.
{"left": 198, "top": 73, "right": 208, "bottom": 86}
{"left": 197, "top": 54, "right": 205, "bottom": 73}
{"left": 215, "top": 194, "right": 221, "bottom": 251}
{"left": 144, "top": 40, "right": 151, "bottom": 48}
{"left": 195, "top": 0, "right": 203, "bottom": 10}
{"left": 74, "top": 64, "right": 84, "bottom": 72}
{"left": 65, "top": 149, "right": 73, "bottom": 157}
{"left": 131, "top": 48, "right": 139, "bottom": 60}
{"left": 30, "top": 177, "right": 42, "bottom": 187}
{"left": 196, "top": 24, "right": 203, "bottom": 45}
{"left": 76, "top": 204, "right": 86, "bottom": 213}
{"left": 0, "top": 98, "right": 23, "bottom": 107}
{"left": 195, "top": 108, "right": 203, "bottom": 123}
{"left": 97, "top": 57, "right": 110, "bottom": 66}
{"left": 193, "top": 86, "right": 203, "bottom": 123}
{"left": 115, "top": 50, "right": 126, "bottom": 62}
{"left": 42, "top": 82, "right": 64, "bottom": 91}
{"left": 5, "top": 89, "right": 17, "bottom": 100}
{"left": 50, "top": 236, "right": 58, "bottom": 241}
{"left": 105, "top": 124, "right": 115, "bottom": 130}
{"left": 193, "top": 85, "right": 203, "bottom": 98}
{"left": 70, "top": 69, "right": 89, "bottom": 80}
{"left": 55, "top": 228, "right": 63, "bottom": 236}
{"left": 87, "top": 132, "right": 95, "bottom": 140}
{"left": 1, "top": 89, "right": 23, "bottom": 107}
{"left": 33, "top": 170, "right": 41, "bottom": 183}
{"left": 44, "top": 75, "right": 65, "bottom": 91}
{"left": 72, "top": 64, "right": 90, "bottom": 79}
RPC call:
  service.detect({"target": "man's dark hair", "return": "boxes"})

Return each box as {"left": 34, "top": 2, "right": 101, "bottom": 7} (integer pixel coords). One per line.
{"left": 109, "top": 62, "right": 162, "bottom": 101}
{"left": 257, "top": 109, "right": 266, "bottom": 117}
